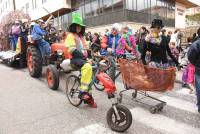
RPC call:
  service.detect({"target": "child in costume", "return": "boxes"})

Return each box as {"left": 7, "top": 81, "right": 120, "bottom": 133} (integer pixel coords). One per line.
{"left": 141, "top": 19, "right": 179, "bottom": 69}
{"left": 65, "top": 13, "right": 97, "bottom": 108}
{"left": 116, "top": 26, "right": 137, "bottom": 58}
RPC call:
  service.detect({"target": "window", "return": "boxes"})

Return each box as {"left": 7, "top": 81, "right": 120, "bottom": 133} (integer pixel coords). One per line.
{"left": 35, "top": 0, "right": 37, "bottom": 9}
{"left": 113, "top": 0, "right": 123, "bottom": 11}
{"left": 72, "top": 0, "right": 84, "bottom": 8}
{"left": 98, "top": 0, "right": 104, "bottom": 14}
{"left": 85, "top": 1, "right": 92, "bottom": 17}
{"left": 26, "top": 3, "right": 29, "bottom": 13}
{"left": 42, "top": 0, "right": 47, "bottom": 4}
{"left": 91, "top": 0, "right": 99, "bottom": 16}
{"left": 5, "top": 1, "right": 7, "bottom": 10}
{"left": 32, "top": 0, "right": 34, "bottom": 9}
{"left": 102, "top": 0, "right": 113, "bottom": 13}
{"left": 75, "top": 5, "right": 85, "bottom": 18}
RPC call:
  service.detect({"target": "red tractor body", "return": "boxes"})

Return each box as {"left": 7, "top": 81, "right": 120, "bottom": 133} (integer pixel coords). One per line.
{"left": 51, "top": 42, "right": 71, "bottom": 59}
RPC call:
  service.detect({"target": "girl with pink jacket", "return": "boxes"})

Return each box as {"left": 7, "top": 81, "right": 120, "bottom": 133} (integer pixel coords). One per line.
{"left": 116, "top": 26, "right": 137, "bottom": 57}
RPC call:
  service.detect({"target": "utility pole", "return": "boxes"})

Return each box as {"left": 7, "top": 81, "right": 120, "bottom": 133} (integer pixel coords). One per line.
{"left": 13, "top": 0, "right": 16, "bottom": 10}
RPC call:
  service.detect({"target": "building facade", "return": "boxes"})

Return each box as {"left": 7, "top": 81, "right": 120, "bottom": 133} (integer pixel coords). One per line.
{"left": 46, "top": 0, "right": 200, "bottom": 29}
{"left": 0, "top": 0, "right": 15, "bottom": 20}
{"left": 70, "top": 0, "right": 199, "bottom": 29}
{"left": 186, "top": 6, "right": 200, "bottom": 15}
{"left": 0, "top": 0, "right": 199, "bottom": 29}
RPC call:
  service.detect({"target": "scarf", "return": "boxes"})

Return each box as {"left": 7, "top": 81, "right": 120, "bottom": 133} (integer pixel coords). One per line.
{"left": 145, "top": 32, "right": 162, "bottom": 45}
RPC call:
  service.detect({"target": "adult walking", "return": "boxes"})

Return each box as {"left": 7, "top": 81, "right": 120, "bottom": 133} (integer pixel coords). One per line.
{"left": 188, "top": 28, "right": 200, "bottom": 113}
{"left": 141, "top": 19, "right": 179, "bottom": 69}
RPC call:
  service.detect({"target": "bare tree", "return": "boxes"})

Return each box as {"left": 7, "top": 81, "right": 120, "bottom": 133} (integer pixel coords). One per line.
{"left": 0, "top": 10, "right": 30, "bottom": 50}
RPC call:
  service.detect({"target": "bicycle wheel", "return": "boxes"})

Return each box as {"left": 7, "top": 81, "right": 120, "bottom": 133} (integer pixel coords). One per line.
{"left": 66, "top": 74, "right": 82, "bottom": 107}
{"left": 107, "top": 105, "right": 132, "bottom": 132}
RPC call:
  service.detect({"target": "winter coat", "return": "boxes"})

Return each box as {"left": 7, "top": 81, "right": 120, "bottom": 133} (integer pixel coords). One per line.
{"left": 11, "top": 25, "right": 21, "bottom": 35}
{"left": 116, "top": 34, "right": 136, "bottom": 55}
{"left": 188, "top": 38, "right": 200, "bottom": 75}
{"left": 65, "top": 33, "right": 87, "bottom": 67}
{"left": 142, "top": 35, "right": 179, "bottom": 65}
{"left": 170, "top": 47, "right": 179, "bottom": 60}
{"left": 107, "top": 34, "right": 121, "bottom": 52}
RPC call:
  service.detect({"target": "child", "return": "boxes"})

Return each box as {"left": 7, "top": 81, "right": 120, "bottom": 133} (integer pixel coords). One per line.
{"left": 169, "top": 40, "right": 179, "bottom": 67}
{"left": 116, "top": 26, "right": 137, "bottom": 57}
{"left": 182, "top": 63, "right": 195, "bottom": 94}
{"left": 182, "top": 37, "right": 195, "bottom": 94}
{"left": 179, "top": 37, "right": 193, "bottom": 67}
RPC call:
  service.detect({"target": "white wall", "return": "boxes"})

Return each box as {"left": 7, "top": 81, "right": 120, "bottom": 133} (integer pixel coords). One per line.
{"left": 175, "top": 2, "right": 186, "bottom": 28}
{"left": 15, "top": 0, "right": 31, "bottom": 12}
{"left": 0, "top": 0, "right": 14, "bottom": 21}
{"left": 29, "top": 0, "right": 71, "bottom": 20}
{"left": 15, "top": 0, "right": 71, "bottom": 20}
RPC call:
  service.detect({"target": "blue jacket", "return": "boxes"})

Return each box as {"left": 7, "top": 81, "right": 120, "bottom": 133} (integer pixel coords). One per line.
{"left": 188, "top": 37, "right": 200, "bottom": 74}
{"left": 107, "top": 34, "right": 121, "bottom": 49}
{"left": 31, "top": 24, "right": 46, "bottom": 41}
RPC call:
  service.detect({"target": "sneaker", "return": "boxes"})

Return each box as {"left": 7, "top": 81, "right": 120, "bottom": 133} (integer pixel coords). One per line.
{"left": 79, "top": 92, "right": 97, "bottom": 108}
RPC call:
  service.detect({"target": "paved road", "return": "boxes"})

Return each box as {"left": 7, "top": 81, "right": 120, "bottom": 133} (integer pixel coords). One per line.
{"left": 0, "top": 64, "right": 199, "bottom": 134}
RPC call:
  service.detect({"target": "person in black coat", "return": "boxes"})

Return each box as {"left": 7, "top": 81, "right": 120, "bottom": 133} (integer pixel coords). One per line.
{"left": 141, "top": 19, "right": 179, "bottom": 69}
{"left": 188, "top": 28, "right": 200, "bottom": 113}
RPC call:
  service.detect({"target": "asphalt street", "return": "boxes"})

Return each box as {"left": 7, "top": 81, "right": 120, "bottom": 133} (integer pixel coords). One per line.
{"left": 0, "top": 64, "right": 199, "bottom": 134}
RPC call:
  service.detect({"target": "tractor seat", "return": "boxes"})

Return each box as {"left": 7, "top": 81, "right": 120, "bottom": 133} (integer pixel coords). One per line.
{"left": 60, "top": 59, "right": 81, "bottom": 73}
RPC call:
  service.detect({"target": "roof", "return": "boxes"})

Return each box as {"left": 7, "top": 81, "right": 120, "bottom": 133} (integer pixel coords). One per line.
{"left": 40, "top": 8, "right": 71, "bottom": 21}
{"left": 175, "top": 0, "right": 200, "bottom": 8}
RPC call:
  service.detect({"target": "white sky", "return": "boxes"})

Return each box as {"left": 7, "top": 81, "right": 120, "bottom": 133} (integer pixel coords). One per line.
{"left": 189, "top": 0, "right": 200, "bottom": 6}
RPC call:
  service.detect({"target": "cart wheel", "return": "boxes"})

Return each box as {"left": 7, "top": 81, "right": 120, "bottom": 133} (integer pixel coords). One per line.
{"left": 158, "top": 106, "right": 164, "bottom": 111}
{"left": 149, "top": 107, "right": 157, "bottom": 114}
{"left": 132, "top": 90, "right": 137, "bottom": 98}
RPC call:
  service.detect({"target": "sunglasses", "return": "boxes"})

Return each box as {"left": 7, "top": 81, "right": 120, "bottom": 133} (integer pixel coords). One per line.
{"left": 170, "top": 43, "right": 176, "bottom": 46}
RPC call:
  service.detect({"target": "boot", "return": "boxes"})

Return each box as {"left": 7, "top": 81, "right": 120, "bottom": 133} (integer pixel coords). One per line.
{"left": 79, "top": 92, "right": 97, "bottom": 108}
{"left": 87, "top": 95, "right": 97, "bottom": 108}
